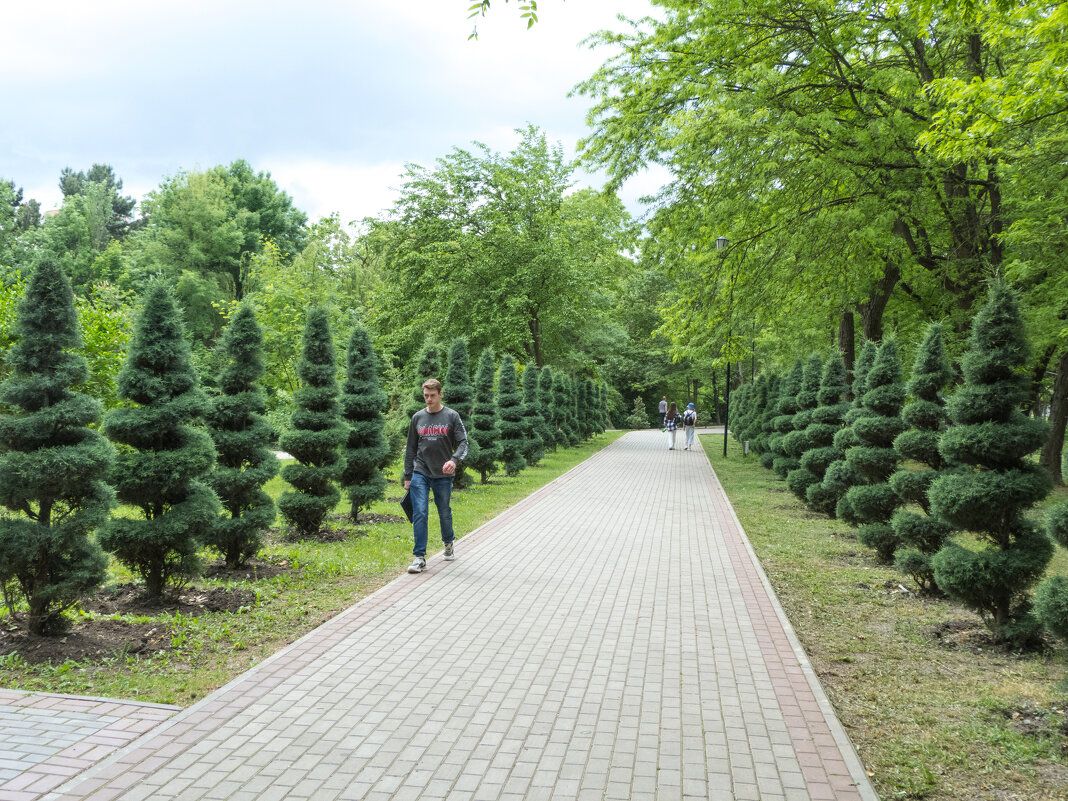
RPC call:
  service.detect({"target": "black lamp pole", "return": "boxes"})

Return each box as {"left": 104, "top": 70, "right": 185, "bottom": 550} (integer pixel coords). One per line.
{"left": 716, "top": 236, "right": 730, "bottom": 457}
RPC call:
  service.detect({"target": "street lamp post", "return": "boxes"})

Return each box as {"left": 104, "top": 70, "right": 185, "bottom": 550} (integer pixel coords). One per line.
{"left": 717, "top": 236, "right": 730, "bottom": 458}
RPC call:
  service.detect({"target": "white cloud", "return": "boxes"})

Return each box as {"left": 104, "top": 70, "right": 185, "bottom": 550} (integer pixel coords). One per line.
{"left": 265, "top": 158, "right": 406, "bottom": 224}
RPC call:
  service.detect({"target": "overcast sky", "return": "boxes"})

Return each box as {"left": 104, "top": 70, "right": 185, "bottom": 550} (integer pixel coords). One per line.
{"left": 2, "top": 0, "right": 666, "bottom": 225}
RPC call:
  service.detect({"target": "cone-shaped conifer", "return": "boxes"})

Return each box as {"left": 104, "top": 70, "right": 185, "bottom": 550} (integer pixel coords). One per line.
{"left": 551, "top": 373, "right": 574, "bottom": 446}
{"left": 405, "top": 337, "right": 445, "bottom": 418}
{"left": 101, "top": 283, "right": 220, "bottom": 597}
{"left": 340, "top": 324, "right": 390, "bottom": 521}
{"left": 444, "top": 338, "right": 478, "bottom": 489}
{"left": 206, "top": 301, "right": 278, "bottom": 569}
{"left": 930, "top": 283, "right": 1054, "bottom": 642}
{"left": 889, "top": 324, "right": 955, "bottom": 591}
{"left": 784, "top": 354, "right": 824, "bottom": 498}
{"left": 468, "top": 349, "right": 502, "bottom": 483}
{"left": 795, "top": 353, "right": 850, "bottom": 512}
{"left": 0, "top": 258, "right": 113, "bottom": 633}
{"left": 767, "top": 360, "right": 803, "bottom": 475}
{"left": 497, "top": 355, "right": 526, "bottom": 476}
{"left": 277, "top": 307, "right": 346, "bottom": 537}
{"left": 536, "top": 367, "right": 558, "bottom": 451}
{"left": 751, "top": 374, "right": 780, "bottom": 458}
{"left": 521, "top": 364, "right": 545, "bottom": 466}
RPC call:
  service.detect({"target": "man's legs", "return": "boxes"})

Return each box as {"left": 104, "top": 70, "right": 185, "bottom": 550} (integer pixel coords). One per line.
{"left": 430, "top": 476, "right": 455, "bottom": 544}
{"left": 410, "top": 472, "right": 431, "bottom": 558}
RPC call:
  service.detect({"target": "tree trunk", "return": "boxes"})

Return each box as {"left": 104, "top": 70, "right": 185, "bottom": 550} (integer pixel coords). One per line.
{"left": 858, "top": 263, "right": 900, "bottom": 343}
{"left": 710, "top": 370, "right": 721, "bottom": 425}
{"left": 1039, "top": 349, "right": 1068, "bottom": 486}
{"left": 1027, "top": 344, "right": 1056, "bottom": 416}
{"left": 838, "top": 311, "right": 855, "bottom": 379}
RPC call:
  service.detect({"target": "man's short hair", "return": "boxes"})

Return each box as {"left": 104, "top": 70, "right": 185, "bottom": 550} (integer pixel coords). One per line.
{"left": 422, "top": 378, "right": 443, "bottom": 393}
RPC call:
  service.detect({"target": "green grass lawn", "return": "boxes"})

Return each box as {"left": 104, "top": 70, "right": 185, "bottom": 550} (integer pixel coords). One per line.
{"left": 0, "top": 432, "right": 623, "bottom": 705}
{"left": 703, "top": 435, "right": 1068, "bottom": 801}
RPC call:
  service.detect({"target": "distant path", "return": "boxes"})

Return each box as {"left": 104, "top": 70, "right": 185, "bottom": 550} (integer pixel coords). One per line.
{"left": 24, "top": 429, "right": 876, "bottom": 800}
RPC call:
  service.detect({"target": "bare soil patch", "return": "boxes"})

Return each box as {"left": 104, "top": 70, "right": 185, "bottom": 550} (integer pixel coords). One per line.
{"left": 0, "top": 620, "right": 169, "bottom": 665}
{"left": 203, "top": 557, "right": 297, "bottom": 581}
{"left": 82, "top": 583, "right": 257, "bottom": 616}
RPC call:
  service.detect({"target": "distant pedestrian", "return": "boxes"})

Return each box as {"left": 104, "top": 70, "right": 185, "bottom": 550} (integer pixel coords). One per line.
{"left": 658, "top": 396, "right": 668, "bottom": 427}
{"left": 664, "top": 402, "right": 679, "bottom": 450}
{"left": 404, "top": 379, "right": 469, "bottom": 573}
{"left": 683, "top": 402, "right": 697, "bottom": 450}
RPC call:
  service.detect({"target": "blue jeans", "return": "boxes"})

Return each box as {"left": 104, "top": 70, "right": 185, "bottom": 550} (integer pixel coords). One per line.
{"left": 410, "top": 473, "right": 454, "bottom": 557}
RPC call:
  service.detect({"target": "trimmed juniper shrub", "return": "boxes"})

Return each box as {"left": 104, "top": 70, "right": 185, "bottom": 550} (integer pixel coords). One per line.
{"left": 339, "top": 323, "right": 390, "bottom": 521}
{"left": 739, "top": 375, "right": 770, "bottom": 451}
{"left": 277, "top": 307, "right": 346, "bottom": 538}
{"left": 100, "top": 283, "right": 221, "bottom": 597}
{"left": 793, "top": 353, "right": 850, "bottom": 511}
{"left": 468, "top": 349, "right": 501, "bottom": 484}
{"left": 497, "top": 355, "right": 526, "bottom": 476}
{"left": 888, "top": 324, "right": 955, "bottom": 591}
{"left": 752, "top": 374, "right": 781, "bottom": 460}
{"left": 538, "top": 366, "right": 562, "bottom": 449}
{"left": 0, "top": 258, "right": 113, "bottom": 633}
{"left": 521, "top": 364, "right": 545, "bottom": 466}
{"left": 842, "top": 340, "right": 907, "bottom": 561}
{"left": 783, "top": 354, "right": 824, "bottom": 499}
{"left": 767, "top": 360, "right": 804, "bottom": 476}
{"left": 557, "top": 375, "right": 580, "bottom": 447}
{"left": 404, "top": 337, "right": 445, "bottom": 419}
{"left": 444, "top": 338, "right": 478, "bottom": 489}
{"left": 205, "top": 301, "right": 278, "bottom": 569}
{"left": 596, "top": 382, "right": 610, "bottom": 433}
{"left": 929, "top": 283, "right": 1054, "bottom": 643}
{"left": 816, "top": 340, "right": 879, "bottom": 518}
{"left": 582, "top": 379, "right": 597, "bottom": 439}
{"left": 1033, "top": 504, "right": 1068, "bottom": 641}
{"left": 625, "top": 395, "right": 649, "bottom": 430}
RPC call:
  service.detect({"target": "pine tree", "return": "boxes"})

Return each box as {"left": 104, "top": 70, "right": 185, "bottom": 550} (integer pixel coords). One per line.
{"left": 536, "top": 367, "right": 558, "bottom": 451}
{"left": 497, "top": 355, "right": 527, "bottom": 476}
{"left": 444, "top": 338, "right": 478, "bottom": 489}
{"left": 750, "top": 374, "right": 780, "bottom": 458}
{"left": 842, "top": 340, "right": 907, "bottom": 561}
{"left": 930, "top": 283, "right": 1054, "bottom": 643}
{"left": 551, "top": 372, "right": 573, "bottom": 444}
{"left": 205, "top": 301, "right": 278, "bottom": 569}
{"left": 0, "top": 258, "right": 113, "bottom": 634}
{"left": 791, "top": 353, "right": 850, "bottom": 510}
{"left": 468, "top": 349, "right": 502, "bottom": 483}
{"left": 767, "top": 360, "right": 803, "bottom": 475}
{"left": 521, "top": 363, "right": 545, "bottom": 466}
{"left": 100, "top": 283, "right": 221, "bottom": 597}
{"left": 889, "top": 324, "right": 955, "bottom": 591}
{"left": 564, "top": 376, "right": 581, "bottom": 446}
{"left": 405, "top": 337, "right": 445, "bottom": 418}
{"left": 625, "top": 396, "right": 649, "bottom": 429}
{"left": 339, "top": 323, "right": 390, "bottom": 522}
{"left": 815, "top": 341, "right": 878, "bottom": 517}
{"left": 783, "top": 354, "right": 824, "bottom": 498}
{"left": 277, "top": 307, "right": 346, "bottom": 538}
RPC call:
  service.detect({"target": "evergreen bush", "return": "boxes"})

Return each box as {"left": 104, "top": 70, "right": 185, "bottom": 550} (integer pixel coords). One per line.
{"left": 468, "top": 349, "right": 501, "bottom": 483}
{"left": 277, "top": 307, "right": 346, "bottom": 538}
{"left": 767, "top": 360, "right": 803, "bottom": 475}
{"left": 625, "top": 396, "right": 649, "bottom": 430}
{"left": 100, "top": 283, "right": 220, "bottom": 597}
{"left": 795, "top": 353, "right": 850, "bottom": 512}
{"left": 404, "top": 337, "right": 445, "bottom": 419}
{"left": 521, "top": 364, "right": 545, "bottom": 466}
{"left": 843, "top": 340, "right": 907, "bottom": 561}
{"left": 339, "top": 323, "right": 390, "bottom": 521}
{"left": 497, "top": 355, "right": 527, "bottom": 476}
{"left": 444, "top": 338, "right": 478, "bottom": 489}
{"left": 205, "top": 301, "right": 278, "bottom": 569}
{"left": 750, "top": 374, "right": 780, "bottom": 458}
{"left": 889, "top": 324, "right": 955, "bottom": 591}
{"left": 0, "top": 258, "right": 113, "bottom": 633}
{"left": 1033, "top": 504, "right": 1068, "bottom": 641}
{"left": 538, "top": 366, "right": 562, "bottom": 449}
{"left": 930, "top": 283, "right": 1054, "bottom": 643}
{"left": 783, "top": 353, "right": 824, "bottom": 499}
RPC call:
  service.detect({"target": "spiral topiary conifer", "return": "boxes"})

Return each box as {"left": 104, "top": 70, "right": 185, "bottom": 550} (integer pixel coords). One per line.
{"left": 468, "top": 349, "right": 502, "bottom": 483}
{"left": 444, "top": 338, "right": 478, "bottom": 489}
{"left": 930, "top": 283, "right": 1054, "bottom": 643}
{"left": 405, "top": 337, "right": 445, "bottom": 419}
{"left": 101, "top": 283, "right": 220, "bottom": 597}
{"left": 538, "top": 366, "right": 561, "bottom": 449}
{"left": 0, "top": 258, "right": 113, "bottom": 633}
{"left": 205, "top": 301, "right": 278, "bottom": 569}
{"left": 767, "top": 360, "right": 803, "bottom": 475}
{"left": 339, "top": 323, "right": 390, "bottom": 522}
{"left": 888, "top": 324, "right": 955, "bottom": 591}
{"left": 497, "top": 355, "right": 527, "bottom": 476}
{"left": 521, "top": 364, "right": 545, "bottom": 466}
{"left": 815, "top": 340, "right": 878, "bottom": 518}
{"left": 277, "top": 307, "right": 346, "bottom": 538}
{"left": 783, "top": 354, "right": 824, "bottom": 498}
{"left": 794, "top": 353, "right": 850, "bottom": 511}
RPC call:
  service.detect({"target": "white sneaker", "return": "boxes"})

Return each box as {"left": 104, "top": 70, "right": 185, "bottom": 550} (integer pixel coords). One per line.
{"left": 407, "top": 557, "right": 426, "bottom": 573}
{"left": 443, "top": 542, "right": 455, "bottom": 561}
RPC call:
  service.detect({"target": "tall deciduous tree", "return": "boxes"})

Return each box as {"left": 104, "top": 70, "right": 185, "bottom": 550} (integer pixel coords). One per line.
{"left": 278, "top": 307, "right": 345, "bottom": 537}
{"left": 468, "top": 349, "right": 502, "bottom": 484}
{"left": 206, "top": 301, "right": 277, "bottom": 569}
{"left": 101, "top": 283, "right": 220, "bottom": 597}
{"left": 0, "top": 258, "right": 113, "bottom": 633}
{"left": 339, "top": 323, "right": 389, "bottom": 522}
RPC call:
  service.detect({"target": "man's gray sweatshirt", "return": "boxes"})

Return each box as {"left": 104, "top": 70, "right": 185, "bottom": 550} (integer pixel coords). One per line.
{"left": 403, "top": 407, "right": 469, "bottom": 480}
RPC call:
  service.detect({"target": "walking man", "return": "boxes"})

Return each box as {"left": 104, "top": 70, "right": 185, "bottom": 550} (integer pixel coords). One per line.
{"left": 404, "top": 379, "right": 469, "bottom": 573}
{"left": 658, "top": 396, "right": 668, "bottom": 427}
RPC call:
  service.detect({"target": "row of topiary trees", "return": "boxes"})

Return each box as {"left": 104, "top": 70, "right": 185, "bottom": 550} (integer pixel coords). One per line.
{"left": 0, "top": 258, "right": 612, "bottom": 634}
{"left": 730, "top": 283, "right": 1068, "bottom": 647}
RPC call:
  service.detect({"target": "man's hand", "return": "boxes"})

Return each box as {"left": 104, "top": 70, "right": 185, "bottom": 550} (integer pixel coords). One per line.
{"left": 404, "top": 480, "right": 411, "bottom": 490}
{"left": 443, "top": 460, "right": 457, "bottom": 475}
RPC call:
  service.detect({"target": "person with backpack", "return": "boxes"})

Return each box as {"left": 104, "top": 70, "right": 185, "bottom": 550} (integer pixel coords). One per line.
{"left": 664, "top": 402, "right": 680, "bottom": 450}
{"left": 682, "top": 402, "right": 697, "bottom": 450}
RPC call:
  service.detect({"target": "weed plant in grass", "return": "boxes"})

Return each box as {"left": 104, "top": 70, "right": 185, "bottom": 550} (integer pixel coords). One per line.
{"left": 703, "top": 435, "right": 1068, "bottom": 801}
{"left": 0, "top": 433, "right": 623, "bottom": 706}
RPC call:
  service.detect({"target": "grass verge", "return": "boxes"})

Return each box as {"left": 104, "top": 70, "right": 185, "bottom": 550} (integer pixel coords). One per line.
{"left": 703, "top": 435, "right": 1068, "bottom": 801}
{"left": 0, "top": 432, "right": 623, "bottom": 706}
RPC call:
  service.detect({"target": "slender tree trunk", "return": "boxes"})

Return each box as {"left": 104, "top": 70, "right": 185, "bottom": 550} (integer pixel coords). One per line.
{"left": 1027, "top": 344, "right": 1056, "bottom": 416}
{"left": 858, "top": 263, "right": 900, "bottom": 342}
{"left": 838, "top": 311, "right": 855, "bottom": 378}
{"left": 1039, "top": 349, "right": 1068, "bottom": 486}
{"left": 710, "top": 370, "right": 720, "bottom": 425}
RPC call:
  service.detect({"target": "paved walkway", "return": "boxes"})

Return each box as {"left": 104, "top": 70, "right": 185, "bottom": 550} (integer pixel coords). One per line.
{"left": 6, "top": 429, "right": 877, "bottom": 800}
